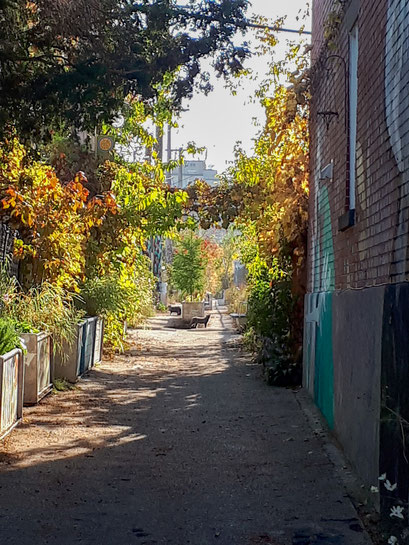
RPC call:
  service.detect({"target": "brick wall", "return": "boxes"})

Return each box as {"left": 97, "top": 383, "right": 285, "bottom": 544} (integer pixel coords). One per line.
{"left": 308, "top": 0, "right": 409, "bottom": 292}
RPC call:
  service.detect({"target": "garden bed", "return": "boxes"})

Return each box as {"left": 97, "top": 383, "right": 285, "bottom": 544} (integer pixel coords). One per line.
{"left": 53, "top": 320, "right": 86, "bottom": 383}
{"left": 79, "top": 316, "right": 98, "bottom": 375}
{"left": 0, "top": 348, "right": 24, "bottom": 439}
{"left": 21, "top": 332, "right": 52, "bottom": 405}
{"left": 182, "top": 302, "right": 204, "bottom": 322}
{"left": 93, "top": 317, "right": 104, "bottom": 366}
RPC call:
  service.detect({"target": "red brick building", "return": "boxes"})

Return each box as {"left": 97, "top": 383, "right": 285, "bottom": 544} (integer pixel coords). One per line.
{"left": 305, "top": 0, "right": 409, "bottom": 509}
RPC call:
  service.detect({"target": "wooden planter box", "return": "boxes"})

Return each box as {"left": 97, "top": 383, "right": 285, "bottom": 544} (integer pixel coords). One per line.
{"left": 93, "top": 317, "right": 104, "bottom": 366}
{"left": 52, "top": 320, "right": 86, "bottom": 383}
{"left": 53, "top": 316, "right": 103, "bottom": 383}
{"left": 79, "top": 316, "right": 98, "bottom": 374}
{"left": 20, "top": 332, "right": 52, "bottom": 406}
{"left": 0, "top": 348, "right": 24, "bottom": 440}
{"left": 182, "top": 302, "right": 205, "bottom": 322}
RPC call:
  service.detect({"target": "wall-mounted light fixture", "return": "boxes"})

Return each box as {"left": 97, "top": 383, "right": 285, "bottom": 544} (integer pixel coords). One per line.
{"left": 316, "top": 54, "right": 348, "bottom": 131}
{"left": 317, "top": 111, "right": 339, "bottom": 130}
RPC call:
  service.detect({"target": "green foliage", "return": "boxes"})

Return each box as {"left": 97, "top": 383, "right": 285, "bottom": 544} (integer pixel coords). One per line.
{"left": 53, "top": 378, "right": 77, "bottom": 392}
{"left": 110, "top": 162, "right": 188, "bottom": 239}
{"left": 0, "top": 137, "right": 117, "bottom": 291}
{"left": 0, "top": 317, "right": 23, "bottom": 355}
{"left": 3, "top": 283, "right": 84, "bottom": 354}
{"left": 13, "top": 321, "right": 40, "bottom": 334}
{"left": 0, "top": 0, "right": 250, "bottom": 140}
{"left": 169, "top": 232, "right": 207, "bottom": 301}
{"left": 189, "top": 35, "right": 310, "bottom": 386}
{"left": 81, "top": 254, "right": 155, "bottom": 352}
{"left": 104, "top": 312, "right": 130, "bottom": 355}
{"left": 79, "top": 276, "right": 128, "bottom": 317}
{"left": 225, "top": 285, "right": 247, "bottom": 314}
{"left": 244, "top": 258, "right": 302, "bottom": 387}
{"left": 0, "top": 265, "right": 17, "bottom": 312}
{"left": 220, "top": 229, "right": 240, "bottom": 290}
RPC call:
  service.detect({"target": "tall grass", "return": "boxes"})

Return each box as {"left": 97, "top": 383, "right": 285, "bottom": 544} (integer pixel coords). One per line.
{"left": 4, "top": 283, "right": 84, "bottom": 353}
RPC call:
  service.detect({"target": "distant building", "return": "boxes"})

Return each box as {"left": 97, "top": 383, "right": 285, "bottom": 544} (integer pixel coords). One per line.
{"left": 170, "top": 160, "right": 218, "bottom": 188}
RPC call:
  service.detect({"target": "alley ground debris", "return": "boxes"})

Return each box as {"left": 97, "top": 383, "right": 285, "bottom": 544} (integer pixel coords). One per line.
{"left": 0, "top": 310, "right": 372, "bottom": 545}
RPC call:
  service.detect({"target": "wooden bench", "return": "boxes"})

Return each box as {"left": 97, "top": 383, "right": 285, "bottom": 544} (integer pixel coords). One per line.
{"left": 230, "top": 313, "right": 247, "bottom": 330}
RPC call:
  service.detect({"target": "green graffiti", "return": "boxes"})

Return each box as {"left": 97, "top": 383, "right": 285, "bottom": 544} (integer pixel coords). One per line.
{"left": 317, "top": 186, "right": 335, "bottom": 292}
{"left": 314, "top": 293, "right": 334, "bottom": 428}
{"left": 305, "top": 184, "right": 335, "bottom": 428}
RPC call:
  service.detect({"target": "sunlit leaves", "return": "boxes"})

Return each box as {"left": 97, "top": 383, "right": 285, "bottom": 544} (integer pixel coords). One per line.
{"left": 168, "top": 232, "right": 208, "bottom": 300}
{"left": 0, "top": 138, "right": 118, "bottom": 290}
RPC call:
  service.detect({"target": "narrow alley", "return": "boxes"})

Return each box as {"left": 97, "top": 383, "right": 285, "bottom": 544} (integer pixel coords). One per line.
{"left": 0, "top": 311, "right": 372, "bottom": 545}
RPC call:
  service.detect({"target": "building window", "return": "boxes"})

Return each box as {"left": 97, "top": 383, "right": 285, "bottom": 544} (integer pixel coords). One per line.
{"left": 349, "top": 21, "right": 359, "bottom": 211}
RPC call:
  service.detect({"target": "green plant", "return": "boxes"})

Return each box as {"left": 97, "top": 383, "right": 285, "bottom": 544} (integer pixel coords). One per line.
{"left": 79, "top": 276, "right": 127, "bottom": 317}
{"left": 0, "top": 317, "right": 24, "bottom": 355}
{"left": 156, "top": 302, "right": 167, "bottom": 312}
{"left": 4, "top": 283, "right": 84, "bottom": 354}
{"left": 169, "top": 232, "right": 208, "bottom": 301}
{"left": 240, "top": 256, "right": 302, "bottom": 387}
{"left": 242, "top": 325, "right": 262, "bottom": 353}
{"left": 0, "top": 265, "right": 17, "bottom": 312}
{"left": 13, "top": 321, "right": 40, "bottom": 334}
{"left": 104, "top": 312, "right": 128, "bottom": 354}
{"left": 53, "top": 378, "right": 77, "bottom": 392}
{"left": 225, "top": 286, "right": 248, "bottom": 314}
{"left": 81, "top": 253, "right": 155, "bottom": 352}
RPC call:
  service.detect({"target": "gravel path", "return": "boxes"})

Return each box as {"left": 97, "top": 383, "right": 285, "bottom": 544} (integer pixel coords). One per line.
{"left": 0, "top": 310, "right": 372, "bottom": 545}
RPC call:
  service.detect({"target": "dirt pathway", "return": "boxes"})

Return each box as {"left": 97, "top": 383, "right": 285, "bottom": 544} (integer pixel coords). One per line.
{"left": 0, "top": 310, "right": 372, "bottom": 545}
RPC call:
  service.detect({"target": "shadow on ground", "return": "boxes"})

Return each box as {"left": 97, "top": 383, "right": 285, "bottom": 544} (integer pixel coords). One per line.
{"left": 0, "top": 313, "right": 371, "bottom": 545}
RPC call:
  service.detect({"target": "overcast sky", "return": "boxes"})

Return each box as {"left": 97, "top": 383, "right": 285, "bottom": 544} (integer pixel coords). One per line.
{"left": 172, "top": 0, "right": 311, "bottom": 173}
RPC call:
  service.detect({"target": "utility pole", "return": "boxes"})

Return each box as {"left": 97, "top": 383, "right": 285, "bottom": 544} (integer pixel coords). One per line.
{"left": 166, "top": 124, "right": 172, "bottom": 184}
{"left": 155, "top": 125, "right": 163, "bottom": 162}
{"left": 178, "top": 148, "right": 183, "bottom": 188}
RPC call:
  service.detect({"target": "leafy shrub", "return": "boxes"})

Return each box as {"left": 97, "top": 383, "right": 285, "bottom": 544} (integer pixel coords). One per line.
{"left": 225, "top": 286, "right": 247, "bottom": 314}
{"left": 0, "top": 265, "right": 17, "bottom": 313}
{"left": 104, "top": 313, "right": 128, "bottom": 354}
{"left": 0, "top": 317, "right": 24, "bottom": 355}
{"left": 3, "top": 283, "right": 84, "bottom": 353}
{"left": 53, "top": 378, "right": 77, "bottom": 392}
{"left": 79, "top": 276, "right": 129, "bottom": 353}
{"left": 13, "top": 321, "right": 40, "bottom": 334}
{"left": 168, "top": 232, "right": 207, "bottom": 301}
{"left": 79, "top": 276, "right": 126, "bottom": 317}
{"left": 244, "top": 260, "right": 302, "bottom": 387}
{"left": 81, "top": 254, "right": 155, "bottom": 352}
{"left": 0, "top": 138, "right": 117, "bottom": 291}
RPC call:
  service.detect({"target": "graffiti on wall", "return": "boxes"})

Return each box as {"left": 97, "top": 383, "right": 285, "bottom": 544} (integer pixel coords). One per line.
{"left": 304, "top": 0, "right": 409, "bottom": 506}
{"left": 304, "top": 132, "right": 335, "bottom": 428}
{"left": 385, "top": 0, "right": 409, "bottom": 280}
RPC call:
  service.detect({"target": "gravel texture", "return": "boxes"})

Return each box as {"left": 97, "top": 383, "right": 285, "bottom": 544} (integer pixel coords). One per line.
{"left": 0, "top": 310, "right": 373, "bottom": 545}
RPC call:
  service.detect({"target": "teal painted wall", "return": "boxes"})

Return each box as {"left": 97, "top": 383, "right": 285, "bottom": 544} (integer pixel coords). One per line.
{"left": 314, "top": 292, "right": 334, "bottom": 429}
{"left": 304, "top": 183, "right": 335, "bottom": 429}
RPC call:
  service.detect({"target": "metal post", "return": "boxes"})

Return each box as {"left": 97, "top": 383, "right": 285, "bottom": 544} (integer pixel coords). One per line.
{"left": 178, "top": 148, "right": 183, "bottom": 188}
{"left": 155, "top": 125, "right": 163, "bottom": 162}
{"left": 166, "top": 124, "right": 172, "bottom": 185}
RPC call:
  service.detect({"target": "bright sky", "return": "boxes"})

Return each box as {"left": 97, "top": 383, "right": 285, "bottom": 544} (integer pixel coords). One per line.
{"left": 172, "top": 0, "right": 311, "bottom": 173}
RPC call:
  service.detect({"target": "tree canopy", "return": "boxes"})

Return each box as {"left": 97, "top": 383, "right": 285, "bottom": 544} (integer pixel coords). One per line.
{"left": 0, "top": 0, "right": 250, "bottom": 140}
